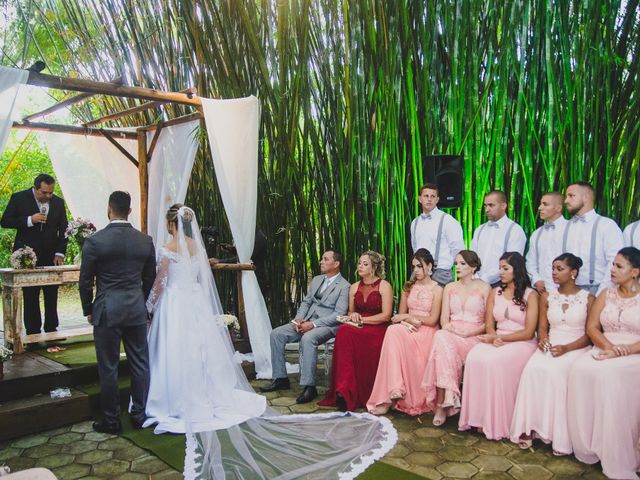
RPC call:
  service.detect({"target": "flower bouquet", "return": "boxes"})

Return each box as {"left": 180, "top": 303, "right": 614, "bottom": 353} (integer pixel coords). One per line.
{"left": 0, "top": 345, "right": 12, "bottom": 378}
{"left": 65, "top": 217, "right": 96, "bottom": 264}
{"left": 217, "top": 314, "right": 241, "bottom": 337}
{"left": 10, "top": 246, "right": 37, "bottom": 269}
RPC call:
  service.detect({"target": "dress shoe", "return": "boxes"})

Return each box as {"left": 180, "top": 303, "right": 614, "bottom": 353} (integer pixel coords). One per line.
{"left": 336, "top": 393, "right": 347, "bottom": 412}
{"left": 92, "top": 420, "right": 122, "bottom": 434}
{"left": 260, "top": 378, "right": 290, "bottom": 392}
{"left": 129, "top": 416, "right": 145, "bottom": 430}
{"left": 296, "top": 386, "right": 317, "bottom": 404}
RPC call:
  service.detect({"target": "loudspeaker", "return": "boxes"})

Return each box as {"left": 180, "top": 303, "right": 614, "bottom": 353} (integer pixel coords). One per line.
{"left": 425, "top": 155, "right": 464, "bottom": 208}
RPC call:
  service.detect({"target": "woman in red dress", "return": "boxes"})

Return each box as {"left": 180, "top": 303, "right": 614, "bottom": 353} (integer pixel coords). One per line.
{"left": 319, "top": 250, "right": 393, "bottom": 411}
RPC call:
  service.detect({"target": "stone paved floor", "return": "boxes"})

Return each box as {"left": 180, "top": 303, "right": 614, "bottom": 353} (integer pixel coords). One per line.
{"left": 0, "top": 353, "right": 611, "bottom": 479}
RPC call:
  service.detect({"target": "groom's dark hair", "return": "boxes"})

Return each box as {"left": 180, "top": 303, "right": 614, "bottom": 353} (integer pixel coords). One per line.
{"left": 109, "top": 191, "right": 131, "bottom": 217}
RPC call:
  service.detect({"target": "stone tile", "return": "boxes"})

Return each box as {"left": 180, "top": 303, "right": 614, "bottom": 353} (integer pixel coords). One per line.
{"left": 23, "top": 443, "right": 62, "bottom": 459}
{"left": 381, "top": 456, "right": 413, "bottom": 470}
{"left": 0, "top": 447, "right": 22, "bottom": 461}
{"left": 289, "top": 403, "right": 319, "bottom": 413}
{"left": 66, "top": 439, "right": 99, "bottom": 454}
{"left": 43, "top": 426, "right": 72, "bottom": 436}
{"left": 414, "top": 427, "right": 446, "bottom": 438}
{"left": 443, "top": 431, "right": 479, "bottom": 447}
{"left": 49, "top": 432, "right": 83, "bottom": 445}
{"left": 83, "top": 431, "right": 114, "bottom": 442}
{"left": 397, "top": 431, "right": 415, "bottom": 443}
{"left": 508, "top": 464, "right": 553, "bottom": 480}
{"left": 113, "top": 445, "right": 150, "bottom": 462}
{"left": 37, "top": 453, "right": 75, "bottom": 469}
{"left": 130, "top": 455, "right": 168, "bottom": 474}
{"left": 271, "top": 406, "right": 292, "bottom": 414}
{"left": 113, "top": 473, "right": 148, "bottom": 480}
{"left": 98, "top": 437, "right": 135, "bottom": 450}
{"left": 411, "top": 436, "right": 444, "bottom": 452}
{"left": 407, "top": 465, "right": 443, "bottom": 479}
{"left": 387, "top": 443, "right": 410, "bottom": 458}
{"left": 4, "top": 456, "right": 36, "bottom": 471}
{"left": 76, "top": 448, "right": 114, "bottom": 464}
{"left": 545, "top": 456, "right": 586, "bottom": 475}
{"left": 506, "top": 448, "right": 550, "bottom": 466}
{"left": 91, "top": 459, "right": 130, "bottom": 476}
{"left": 52, "top": 464, "right": 92, "bottom": 480}
{"left": 471, "top": 454, "right": 513, "bottom": 472}
{"left": 438, "top": 445, "right": 478, "bottom": 462}
{"left": 270, "top": 396, "right": 297, "bottom": 406}
{"left": 435, "top": 462, "right": 478, "bottom": 478}
{"left": 11, "top": 434, "right": 49, "bottom": 449}
{"left": 581, "top": 471, "right": 608, "bottom": 480}
{"left": 70, "top": 421, "right": 95, "bottom": 433}
{"left": 404, "top": 452, "right": 442, "bottom": 468}
{"left": 151, "top": 470, "right": 184, "bottom": 480}
{"left": 473, "top": 438, "right": 514, "bottom": 456}
{"left": 473, "top": 472, "right": 513, "bottom": 480}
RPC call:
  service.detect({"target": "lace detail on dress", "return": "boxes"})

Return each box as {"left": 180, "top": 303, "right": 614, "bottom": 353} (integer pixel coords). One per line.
{"left": 600, "top": 288, "right": 640, "bottom": 335}
{"left": 145, "top": 248, "right": 173, "bottom": 314}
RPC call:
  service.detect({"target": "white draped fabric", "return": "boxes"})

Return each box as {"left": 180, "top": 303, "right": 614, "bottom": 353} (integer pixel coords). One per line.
{"left": 202, "top": 97, "right": 272, "bottom": 379}
{"left": 0, "top": 67, "right": 29, "bottom": 158}
{"left": 146, "top": 121, "right": 200, "bottom": 246}
{"left": 41, "top": 133, "right": 140, "bottom": 230}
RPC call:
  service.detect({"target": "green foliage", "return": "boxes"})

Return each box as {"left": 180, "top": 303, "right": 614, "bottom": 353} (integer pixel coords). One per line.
{"left": 2, "top": 0, "right": 639, "bottom": 325}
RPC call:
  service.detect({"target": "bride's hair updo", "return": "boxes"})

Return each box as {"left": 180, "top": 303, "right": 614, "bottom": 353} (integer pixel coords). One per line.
{"left": 166, "top": 203, "right": 194, "bottom": 238}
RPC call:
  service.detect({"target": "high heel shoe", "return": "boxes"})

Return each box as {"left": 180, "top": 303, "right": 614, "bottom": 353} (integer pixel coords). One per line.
{"left": 432, "top": 407, "right": 447, "bottom": 427}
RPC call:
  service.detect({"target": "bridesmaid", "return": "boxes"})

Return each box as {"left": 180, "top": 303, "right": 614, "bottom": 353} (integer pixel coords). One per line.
{"left": 511, "top": 253, "right": 593, "bottom": 455}
{"left": 367, "top": 249, "right": 443, "bottom": 415}
{"left": 422, "top": 250, "right": 491, "bottom": 426}
{"left": 458, "top": 252, "right": 539, "bottom": 441}
{"left": 567, "top": 247, "right": 640, "bottom": 479}
{"left": 319, "top": 251, "right": 393, "bottom": 411}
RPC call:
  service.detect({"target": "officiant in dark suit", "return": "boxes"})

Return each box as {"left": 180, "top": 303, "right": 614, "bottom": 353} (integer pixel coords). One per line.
{"left": 0, "top": 174, "right": 69, "bottom": 334}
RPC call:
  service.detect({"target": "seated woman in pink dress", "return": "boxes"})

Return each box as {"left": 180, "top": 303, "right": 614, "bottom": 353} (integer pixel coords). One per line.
{"left": 367, "top": 249, "right": 443, "bottom": 415}
{"left": 458, "top": 251, "right": 539, "bottom": 441}
{"left": 422, "top": 250, "right": 491, "bottom": 426}
{"left": 511, "top": 253, "right": 594, "bottom": 454}
{"left": 567, "top": 247, "right": 640, "bottom": 479}
{"left": 319, "top": 251, "right": 393, "bottom": 412}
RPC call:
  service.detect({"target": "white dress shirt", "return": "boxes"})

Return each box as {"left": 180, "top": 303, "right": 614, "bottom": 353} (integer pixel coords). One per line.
{"left": 26, "top": 188, "right": 49, "bottom": 228}
{"left": 563, "top": 209, "right": 623, "bottom": 292}
{"left": 623, "top": 220, "right": 640, "bottom": 249}
{"left": 470, "top": 215, "right": 527, "bottom": 285}
{"left": 526, "top": 216, "right": 568, "bottom": 290}
{"left": 410, "top": 207, "right": 465, "bottom": 270}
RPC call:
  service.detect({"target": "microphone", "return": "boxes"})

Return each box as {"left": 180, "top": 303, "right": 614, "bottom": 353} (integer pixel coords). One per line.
{"left": 40, "top": 206, "right": 46, "bottom": 232}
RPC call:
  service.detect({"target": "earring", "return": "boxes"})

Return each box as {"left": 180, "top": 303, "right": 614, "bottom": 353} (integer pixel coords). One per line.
{"left": 571, "top": 275, "right": 576, "bottom": 280}
{"left": 632, "top": 278, "right": 638, "bottom": 293}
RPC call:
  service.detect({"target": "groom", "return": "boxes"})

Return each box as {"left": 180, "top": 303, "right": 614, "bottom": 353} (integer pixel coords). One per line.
{"left": 79, "top": 191, "right": 156, "bottom": 433}
{"left": 262, "top": 250, "right": 349, "bottom": 404}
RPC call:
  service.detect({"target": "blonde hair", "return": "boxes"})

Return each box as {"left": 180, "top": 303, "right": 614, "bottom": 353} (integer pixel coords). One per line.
{"left": 361, "top": 250, "right": 386, "bottom": 279}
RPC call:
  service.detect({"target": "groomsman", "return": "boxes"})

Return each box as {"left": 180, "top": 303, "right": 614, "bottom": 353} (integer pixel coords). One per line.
{"left": 526, "top": 192, "right": 567, "bottom": 293}
{"left": 410, "top": 183, "right": 464, "bottom": 286}
{"left": 563, "top": 181, "right": 623, "bottom": 295}
{"left": 623, "top": 220, "right": 640, "bottom": 248}
{"left": 471, "top": 190, "right": 526, "bottom": 286}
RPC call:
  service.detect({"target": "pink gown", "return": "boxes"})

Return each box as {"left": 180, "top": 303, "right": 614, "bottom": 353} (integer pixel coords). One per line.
{"left": 422, "top": 286, "right": 487, "bottom": 415}
{"left": 510, "top": 289, "right": 590, "bottom": 454}
{"left": 568, "top": 288, "right": 640, "bottom": 479}
{"left": 367, "top": 283, "right": 437, "bottom": 415}
{"left": 458, "top": 288, "right": 537, "bottom": 440}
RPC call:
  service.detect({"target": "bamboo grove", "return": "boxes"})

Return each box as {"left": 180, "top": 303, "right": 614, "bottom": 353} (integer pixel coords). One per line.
{"left": 2, "top": 0, "right": 639, "bottom": 323}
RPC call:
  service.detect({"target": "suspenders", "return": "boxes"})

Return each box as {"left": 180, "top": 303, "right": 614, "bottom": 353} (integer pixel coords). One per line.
{"left": 476, "top": 221, "right": 516, "bottom": 252}
{"left": 562, "top": 216, "right": 602, "bottom": 285}
{"left": 632, "top": 221, "right": 640, "bottom": 248}
{"left": 412, "top": 213, "right": 446, "bottom": 267}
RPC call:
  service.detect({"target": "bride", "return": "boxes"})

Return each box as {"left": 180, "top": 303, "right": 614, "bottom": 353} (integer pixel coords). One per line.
{"left": 144, "top": 204, "right": 266, "bottom": 433}
{"left": 145, "top": 204, "right": 397, "bottom": 479}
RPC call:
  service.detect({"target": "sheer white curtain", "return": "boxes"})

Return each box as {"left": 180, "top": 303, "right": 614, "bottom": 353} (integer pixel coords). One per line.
{"left": 146, "top": 120, "right": 200, "bottom": 246}
{"left": 0, "top": 67, "right": 28, "bottom": 157}
{"left": 41, "top": 133, "right": 140, "bottom": 229}
{"left": 202, "top": 96, "right": 272, "bottom": 379}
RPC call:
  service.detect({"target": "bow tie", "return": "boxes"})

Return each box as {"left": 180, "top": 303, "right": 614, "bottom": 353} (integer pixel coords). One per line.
{"left": 420, "top": 213, "right": 432, "bottom": 220}
{"left": 543, "top": 223, "right": 556, "bottom": 230}
{"left": 487, "top": 221, "right": 499, "bottom": 228}
{"left": 572, "top": 215, "right": 587, "bottom": 223}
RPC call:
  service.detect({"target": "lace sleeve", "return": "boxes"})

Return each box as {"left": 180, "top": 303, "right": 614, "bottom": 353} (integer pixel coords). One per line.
{"left": 146, "top": 253, "right": 171, "bottom": 314}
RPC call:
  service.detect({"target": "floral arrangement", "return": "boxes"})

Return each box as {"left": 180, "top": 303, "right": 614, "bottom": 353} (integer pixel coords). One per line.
{"left": 10, "top": 246, "right": 37, "bottom": 269}
{"left": 217, "top": 314, "right": 240, "bottom": 331}
{"left": 0, "top": 345, "right": 12, "bottom": 363}
{"left": 65, "top": 217, "right": 96, "bottom": 246}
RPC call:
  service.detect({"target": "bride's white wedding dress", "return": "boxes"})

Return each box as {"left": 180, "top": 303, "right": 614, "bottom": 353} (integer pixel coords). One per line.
{"left": 144, "top": 207, "right": 397, "bottom": 479}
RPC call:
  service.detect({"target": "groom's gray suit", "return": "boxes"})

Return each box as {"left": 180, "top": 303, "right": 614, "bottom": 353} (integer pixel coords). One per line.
{"left": 79, "top": 222, "right": 156, "bottom": 428}
{"left": 270, "top": 273, "right": 350, "bottom": 386}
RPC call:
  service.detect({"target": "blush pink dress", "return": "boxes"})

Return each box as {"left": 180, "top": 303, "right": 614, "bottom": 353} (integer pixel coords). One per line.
{"left": 367, "top": 283, "right": 437, "bottom": 415}
{"left": 567, "top": 288, "right": 640, "bottom": 479}
{"left": 458, "top": 288, "right": 537, "bottom": 440}
{"left": 510, "top": 289, "right": 590, "bottom": 454}
{"left": 422, "top": 286, "right": 487, "bottom": 416}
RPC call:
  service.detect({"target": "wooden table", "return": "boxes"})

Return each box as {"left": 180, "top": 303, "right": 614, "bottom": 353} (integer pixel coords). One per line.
{"left": 1, "top": 266, "right": 81, "bottom": 354}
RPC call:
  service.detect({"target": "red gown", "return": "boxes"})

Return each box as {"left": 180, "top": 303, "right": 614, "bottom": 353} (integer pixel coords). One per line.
{"left": 319, "top": 279, "right": 388, "bottom": 411}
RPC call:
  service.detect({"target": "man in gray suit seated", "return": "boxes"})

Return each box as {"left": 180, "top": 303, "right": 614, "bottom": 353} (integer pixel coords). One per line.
{"left": 261, "top": 250, "right": 350, "bottom": 404}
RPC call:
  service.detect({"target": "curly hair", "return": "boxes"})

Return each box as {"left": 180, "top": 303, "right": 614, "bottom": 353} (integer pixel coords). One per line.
{"left": 361, "top": 250, "right": 386, "bottom": 279}
{"left": 403, "top": 248, "right": 434, "bottom": 292}
{"left": 166, "top": 203, "right": 193, "bottom": 238}
{"left": 498, "top": 251, "right": 531, "bottom": 309}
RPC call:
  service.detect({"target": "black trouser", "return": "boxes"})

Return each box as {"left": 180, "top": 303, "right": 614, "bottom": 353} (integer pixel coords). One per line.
{"left": 23, "top": 285, "right": 59, "bottom": 334}
{"left": 94, "top": 323, "right": 150, "bottom": 426}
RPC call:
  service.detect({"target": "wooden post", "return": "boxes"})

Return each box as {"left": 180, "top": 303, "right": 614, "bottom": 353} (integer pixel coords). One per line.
{"left": 138, "top": 131, "right": 148, "bottom": 234}
{"left": 236, "top": 271, "right": 249, "bottom": 339}
{"left": 3, "top": 285, "right": 23, "bottom": 354}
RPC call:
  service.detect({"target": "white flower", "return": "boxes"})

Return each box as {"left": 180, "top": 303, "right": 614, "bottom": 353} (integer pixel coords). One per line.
{"left": 217, "top": 314, "right": 240, "bottom": 330}
{"left": 0, "top": 345, "right": 12, "bottom": 362}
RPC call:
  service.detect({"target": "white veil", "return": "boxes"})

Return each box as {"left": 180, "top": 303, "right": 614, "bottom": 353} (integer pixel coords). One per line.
{"left": 161, "top": 207, "right": 398, "bottom": 479}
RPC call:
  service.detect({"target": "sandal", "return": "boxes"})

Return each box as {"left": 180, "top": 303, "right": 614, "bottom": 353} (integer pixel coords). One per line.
{"left": 552, "top": 450, "right": 568, "bottom": 457}
{"left": 518, "top": 437, "right": 533, "bottom": 450}
{"left": 432, "top": 407, "right": 447, "bottom": 427}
